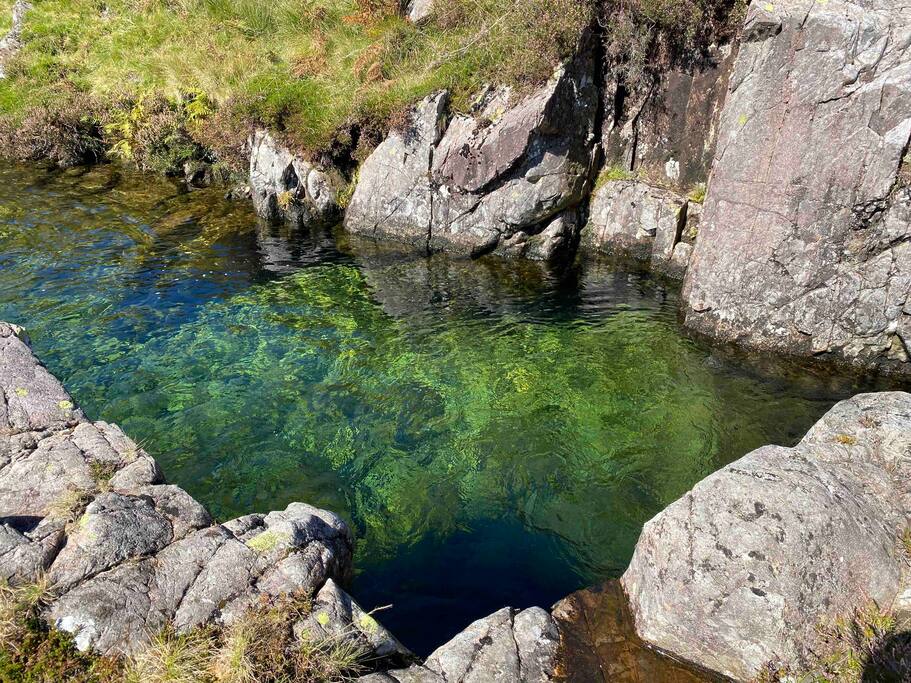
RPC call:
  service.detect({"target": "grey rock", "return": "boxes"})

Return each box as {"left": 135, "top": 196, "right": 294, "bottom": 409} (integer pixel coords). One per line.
{"left": 373, "top": 606, "right": 559, "bottom": 683}
{"left": 48, "top": 492, "right": 173, "bottom": 590}
{"left": 0, "top": 1, "right": 29, "bottom": 79}
{"left": 683, "top": 0, "right": 911, "bottom": 374}
{"left": 581, "top": 180, "right": 689, "bottom": 266}
{"left": 345, "top": 92, "right": 450, "bottom": 250}
{"left": 406, "top": 0, "right": 434, "bottom": 23}
{"left": 493, "top": 209, "right": 579, "bottom": 261}
{"left": 183, "top": 160, "right": 213, "bottom": 188}
{"left": 249, "top": 130, "right": 340, "bottom": 227}
{"left": 295, "top": 579, "right": 411, "bottom": 664}
{"left": 602, "top": 41, "right": 737, "bottom": 190}
{"left": 346, "top": 36, "right": 598, "bottom": 260}
{"left": 622, "top": 391, "right": 911, "bottom": 680}
{"left": 0, "top": 322, "right": 82, "bottom": 433}
{"left": 0, "top": 521, "right": 63, "bottom": 582}
{"left": 0, "top": 322, "right": 355, "bottom": 657}
{"left": 665, "top": 242, "right": 694, "bottom": 280}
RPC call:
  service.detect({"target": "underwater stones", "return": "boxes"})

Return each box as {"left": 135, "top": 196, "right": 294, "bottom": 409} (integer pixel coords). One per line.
{"left": 622, "top": 392, "right": 911, "bottom": 680}
{"left": 683, "top": 0, "right": 911, "bottom": 374}
{"left": 345, "top": 34, "right": 598, "bottom": 260}
{"left": 580, "top": 180, "right": 696, "bottom": 277}
{"left": 249, "top": 130, "right": 341, "bottom": 227}
{"left": 0, "top": 321, "right": 360, "bottom": 657}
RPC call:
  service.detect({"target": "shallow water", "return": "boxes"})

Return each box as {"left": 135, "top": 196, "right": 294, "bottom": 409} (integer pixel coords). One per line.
{"left": 0, "top": 163, "right": 892, "bottom": 654}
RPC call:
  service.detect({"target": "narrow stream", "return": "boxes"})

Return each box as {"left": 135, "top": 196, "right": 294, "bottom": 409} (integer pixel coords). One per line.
{"left": 0, "top": 163, "right": 892, "bottom": 655}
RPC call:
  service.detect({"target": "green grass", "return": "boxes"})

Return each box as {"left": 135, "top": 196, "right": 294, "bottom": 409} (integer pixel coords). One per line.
{"left": 0, "top": 0, "right": 594, "bottom": 161}
{"left": 0, "top": 580, "right": 362, "bottom": 683}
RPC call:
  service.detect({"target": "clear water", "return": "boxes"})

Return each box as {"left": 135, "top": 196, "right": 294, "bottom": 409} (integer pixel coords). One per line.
{"left": 0, "top": 163, "right": 887, "bottom": 654}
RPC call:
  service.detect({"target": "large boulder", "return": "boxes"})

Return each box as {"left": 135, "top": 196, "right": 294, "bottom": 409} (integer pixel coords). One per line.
{"left": 249, "top": 130, "right": 341, "bottom": 227}
{"left": 0, "top": 321, "right": 363, "bottom": 657}
{"left": 345, "top": 35, "right": 599, "bottom": 261}
{"left": 622, "top": 392, "right": 911, "bottom": 679}
{"left": 683, "top": 0, "right": 911, "bottom": 374}
{"left": 360, "top": 606, "right": 560, "bottom": 683}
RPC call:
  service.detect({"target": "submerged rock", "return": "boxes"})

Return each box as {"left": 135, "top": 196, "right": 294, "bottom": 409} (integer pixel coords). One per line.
{"left": 0, "top": 321, "right": 363, "bottom": 656}
{"left": 683, "top": 0, "right": 911, "bottom": 374}
{"left": 622, "top": 391, "right": 911, "bottom": 679}
{"left": 345, "top": 34, "right": 599, "bottom": 261}
{"left": 249, "top": 130, "right": 341, "bottom": 227}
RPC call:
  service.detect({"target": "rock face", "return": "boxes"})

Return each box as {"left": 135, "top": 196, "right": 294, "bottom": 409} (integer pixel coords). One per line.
{"left": 602, "top": 42, "right": 738, "bottom": 190}
{"left": 360, "top": 607, "right": 560, "bottom": 683}
{"left": 580, "top": 179, "right": 697, "bottom": 278}
{"left": 622, "top": 392, "right": 911, "bottom": 680}
{"left": 683, "top": 0, "right": 911, "bottom": 374}
{"left": 249, "top": 130, "right": 341, "bottom": 227}
{"left": 345, "top": 36, "right": 599, "bottom": 260}
{"left": 0, "top": 1, "right": 29, "bottom": 79}
{"left": 0, "top": 321, "right": 369, "bottom": 656}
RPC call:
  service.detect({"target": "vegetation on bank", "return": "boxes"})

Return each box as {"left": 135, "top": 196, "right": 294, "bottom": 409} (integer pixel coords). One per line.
{"left": 0, "top": 0, "right": 595, "bottom": 172}
{"left": 0, "top": 0, "right": 749, "bottom": 176}
{"left": 0, "top": 579, "right": 366, "bottom": 683}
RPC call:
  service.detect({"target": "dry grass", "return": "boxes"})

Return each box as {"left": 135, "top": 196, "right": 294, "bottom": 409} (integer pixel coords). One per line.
{"left": 758, "top": 602, "right": 911, "bottom": 683}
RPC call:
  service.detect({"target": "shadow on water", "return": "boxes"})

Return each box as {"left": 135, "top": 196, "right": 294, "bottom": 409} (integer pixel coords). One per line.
{"left": 2, "top": 162, "right": 910, "bottom": 657}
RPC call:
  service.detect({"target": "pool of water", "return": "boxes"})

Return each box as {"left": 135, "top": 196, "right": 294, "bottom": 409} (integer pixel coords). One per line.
{"left": 0, "top": 163, "right": 892, "bottom": 654}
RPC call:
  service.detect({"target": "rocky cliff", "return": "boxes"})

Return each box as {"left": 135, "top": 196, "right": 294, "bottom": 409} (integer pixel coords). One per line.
{"left": 682, "top": 0, "right": 911, "bottom": 375}
{"left": 341, "top": 33, "right": 600, "bottom": 261}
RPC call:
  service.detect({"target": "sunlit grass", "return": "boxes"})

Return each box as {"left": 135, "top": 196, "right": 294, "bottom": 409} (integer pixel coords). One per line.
{"left": 0, "top": 0, "right": 594, "bottom": 153}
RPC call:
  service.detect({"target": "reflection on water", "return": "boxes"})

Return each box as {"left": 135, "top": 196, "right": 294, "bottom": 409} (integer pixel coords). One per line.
{"left": 0, "top": 163, "right": 897, "bottom": 654}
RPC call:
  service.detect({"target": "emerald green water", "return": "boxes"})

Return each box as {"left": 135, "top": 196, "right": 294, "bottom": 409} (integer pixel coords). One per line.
{"left": 0, "top": 163, "right": 882, "bottom": 654}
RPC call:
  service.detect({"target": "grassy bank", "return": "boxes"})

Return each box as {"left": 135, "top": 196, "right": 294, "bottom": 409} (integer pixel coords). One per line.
{"left": 0, "top": 0, "right": 594, "bottom": 171}
{"left": 0, "top": 578, "right": 367, "bottom": 683}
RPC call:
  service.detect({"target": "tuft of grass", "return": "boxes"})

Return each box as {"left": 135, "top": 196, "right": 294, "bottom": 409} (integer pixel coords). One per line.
{"left": 0, "top": 576, "right": 53, "bottom": 643}
{"left": 0, "top": 576, "right": 121, "bottom": 682}
{"left": 760, "top": 603, "right": 911, "bottom": 682}
{"left": 687, "top": 183, "right": 706, "bottom": 204}
{"left": 125, "top": 627, "right": 214, "bottom": 683}
{"left": 45, "top": 486, "right": 93, "bottom": 524}
{"left": 90, "top": 461, "right": 118, "bottom": 493}
{"left": 594, "top": 164, "right": 637, "bottom": 190}
{"left": 210, "top": 591, "right": 363, "bottom": 683}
